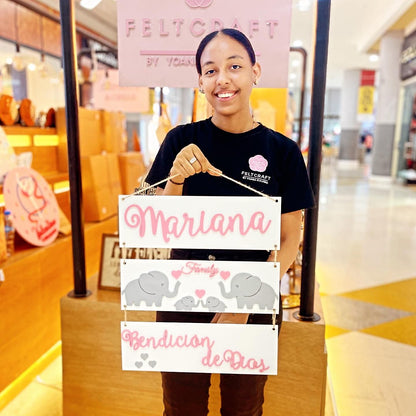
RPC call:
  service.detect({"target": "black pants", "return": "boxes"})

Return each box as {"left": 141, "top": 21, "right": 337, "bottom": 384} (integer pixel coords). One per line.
{"left": 161, "top": 370, "right": 267, "bottom": 416}
{"left": 157, "top": 248, "right": 281, "bottom": 416}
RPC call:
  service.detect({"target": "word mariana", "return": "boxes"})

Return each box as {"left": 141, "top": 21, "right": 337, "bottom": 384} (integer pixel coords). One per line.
{"left": 123, "top": 205, "right": 272, "bottom": 242}
{"left": 125, "top": 18, "right": 279, "bottom": 39}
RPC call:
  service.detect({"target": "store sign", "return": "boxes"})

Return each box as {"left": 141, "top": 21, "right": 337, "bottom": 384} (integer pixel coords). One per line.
{"left": 401, "top": 29, "right": 416, "bottom": 81}
{"left": 121, "top": 259, "right": 280, "bottom": 314}
{"left": 118, "top": 195, "right": 281, "bottom": 250}
{"left": 121, "top": 321, "right": 278, "bottom": 375}
{"left": 93, "top": 69, "right": 150, "bottom": 113}
{"left": 357, "top": 70, "right": 375, "bottom": 122}
{"left": 117, "top": 0, "right": 292, "bottom": 88}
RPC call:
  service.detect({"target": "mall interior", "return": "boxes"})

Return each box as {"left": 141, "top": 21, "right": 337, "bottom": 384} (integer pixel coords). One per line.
{"left": 1, "top": 0, "right": 416, "bottom": 415}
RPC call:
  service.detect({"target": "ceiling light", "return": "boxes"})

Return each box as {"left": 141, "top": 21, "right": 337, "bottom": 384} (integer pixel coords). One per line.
{"left": 292, "top": 40, "right": 303, "bottom": 47}
{"left": 12, "top": 44, "right": 26, "bottom": 71}
{"left": 80, "top": 0, "right": 102, "bottom": 10}
{"left": 369, "top": 54, "right": 379, "bottom": 62}
{"left": 291, "top": 60, "right": 300, "bottom": 67}
{"left": 298, "top": 0, "right": 312, "bottom": 12}
{"left": 27, "top": 63, "right": 37, "bottom": 71}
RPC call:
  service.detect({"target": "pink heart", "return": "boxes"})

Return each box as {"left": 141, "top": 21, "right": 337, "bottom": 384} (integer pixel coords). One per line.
{"left": 172, "top": 270, "right": 182, "bottom": 279}
{"left": 195, "top": 289, "right": 206, "bottom": 299}
{"left": 220, "top": 271, "right": 230, "bottom": 280}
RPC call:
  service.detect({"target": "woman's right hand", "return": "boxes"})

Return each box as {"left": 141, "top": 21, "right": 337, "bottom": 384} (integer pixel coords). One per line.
{"left": 170, "top": 144, "right": 222, "bottom": 182}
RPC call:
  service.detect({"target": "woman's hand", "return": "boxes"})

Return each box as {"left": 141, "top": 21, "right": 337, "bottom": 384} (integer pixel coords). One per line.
{"left": 211, "top": 313, "right": 249, "bottom": 324}
{"left": 170, "top": 144, "right": 222, "bottom": 182}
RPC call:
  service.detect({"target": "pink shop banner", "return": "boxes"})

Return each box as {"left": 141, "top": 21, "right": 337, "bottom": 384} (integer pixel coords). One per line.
{"left": 117, "top": 0, "right": 292, "bottom": 88}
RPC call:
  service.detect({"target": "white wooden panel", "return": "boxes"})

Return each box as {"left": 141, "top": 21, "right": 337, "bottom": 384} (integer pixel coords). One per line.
{"left": 121, "top": 259, "right": 280, "bottom": 314}
{"left": 119, "top": 195, "right": 281, "bottom": 250}
{"left": 121, "top": 321, "right": 278, "bottom": 375}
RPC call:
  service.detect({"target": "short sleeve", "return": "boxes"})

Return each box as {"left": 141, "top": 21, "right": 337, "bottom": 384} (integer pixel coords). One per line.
{"left": 280, "top": 142, "right": 315, "bottom": 213}
{"left": 145, "top": 126, "right": 183, "bottom": 188}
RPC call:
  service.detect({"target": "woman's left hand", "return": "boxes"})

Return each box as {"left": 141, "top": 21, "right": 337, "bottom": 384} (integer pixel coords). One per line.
{"left": 211, "top": 313, "right": 249, "bottom": 324}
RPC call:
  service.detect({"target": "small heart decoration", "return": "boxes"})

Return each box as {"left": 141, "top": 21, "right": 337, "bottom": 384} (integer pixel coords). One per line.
{"left": 172, "top": 270, "right": 182, "bottom": 279}
{"left": 195, "top": 289, "right": 206, "bottom": 299}
{"left": 220, "top": 271, "right": 230, "bottom": 280}
{"left": 141, "top": 353, "right": 149, "bottom": 360}
{"left": 149, "top": 360, "right": 157, "bottom": 368}
{"left": 135, "top": 361, "right": 143, "bottom": 369}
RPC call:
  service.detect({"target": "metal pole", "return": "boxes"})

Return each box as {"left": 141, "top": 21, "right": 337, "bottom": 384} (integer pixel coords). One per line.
{"left": 289, "top": 47, "right": 307, "bottom": 148}
{"left": 59, "top": 0, "right": 90, "bottom": 298}
{"left": 294, "top": 0, "right": 331, "bottom": 321}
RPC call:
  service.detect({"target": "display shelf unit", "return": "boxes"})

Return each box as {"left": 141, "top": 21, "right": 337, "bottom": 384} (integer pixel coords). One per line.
{"left": 0, "top": 215, "right": 118, "bottom": 393}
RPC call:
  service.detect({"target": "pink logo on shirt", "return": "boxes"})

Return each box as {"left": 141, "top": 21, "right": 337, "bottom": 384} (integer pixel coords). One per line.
{"left": 249, "top": 155, "right": 268, "bottom": 172}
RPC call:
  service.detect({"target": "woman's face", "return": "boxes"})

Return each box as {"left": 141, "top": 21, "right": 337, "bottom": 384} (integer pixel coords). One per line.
{"left": 198, "top": 34, "right": 261, "bottom": 118}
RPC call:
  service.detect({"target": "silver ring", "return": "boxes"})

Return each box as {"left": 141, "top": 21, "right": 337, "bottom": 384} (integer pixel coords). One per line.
{"left": 189, "top": 156, "right": 197, "bottom": 164}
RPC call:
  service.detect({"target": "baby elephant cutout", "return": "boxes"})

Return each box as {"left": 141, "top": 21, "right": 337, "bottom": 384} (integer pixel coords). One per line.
{"left": 201, "top": 296, "right": 227, "bottom": 312}
{"left": 174, "top": 296, "right": 199, "bottom": 311}
{"left": 122, "top": 271, "right": 181, "bottom": 307}
{"left": 218, "top": 273, "right": 278, "bottom": 310}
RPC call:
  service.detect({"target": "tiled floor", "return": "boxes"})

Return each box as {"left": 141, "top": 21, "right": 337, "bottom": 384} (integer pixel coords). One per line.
{"left": 1, "top": 155, "right": 416, "bottom": 415}
{"left": 318, "top": 158, "right": 416, "bottom": 416}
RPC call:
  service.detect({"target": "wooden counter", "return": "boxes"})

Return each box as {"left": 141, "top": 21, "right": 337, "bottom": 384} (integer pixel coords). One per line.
{"left": 0, "top": 216, "right": 118, "bottom": 391}
{"left": 61, "top": 277, "right": 327, "bottom": 416}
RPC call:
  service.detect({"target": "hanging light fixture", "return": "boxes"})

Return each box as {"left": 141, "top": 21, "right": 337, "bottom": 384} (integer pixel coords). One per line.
{"left": 12, "top": 43, "right": 26, "bottom": 71}
{"left": 12, "top": 4, "right": 27, "bottom": 71}
{"left": 37, "top": 17, "right": 51, "bottom": 78}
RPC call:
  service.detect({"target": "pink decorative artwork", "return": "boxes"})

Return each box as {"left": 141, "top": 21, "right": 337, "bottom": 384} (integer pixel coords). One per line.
{"left": 3, "top": 167, "right": 60, "bottom": 246}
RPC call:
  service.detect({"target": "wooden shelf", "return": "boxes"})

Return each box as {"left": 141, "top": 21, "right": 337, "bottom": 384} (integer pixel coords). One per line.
{"left": 3, "top": 126, "right": 57, "bottom": 135}
{"left": 0, "top": 216, "right": 118, "bottom": 391}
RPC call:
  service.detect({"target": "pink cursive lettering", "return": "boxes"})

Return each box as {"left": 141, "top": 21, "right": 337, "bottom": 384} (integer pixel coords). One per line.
{"left": 122, "top": 329, "right": 215, "bottom": 353}
{"left": 180, "top": 261, "right": 219, "bottom": 277}
{"left": 122, "top": 329, "right": 270, "bottom": 373}
{"left": 123, "top": 205, "right": 272, "bottom": 243}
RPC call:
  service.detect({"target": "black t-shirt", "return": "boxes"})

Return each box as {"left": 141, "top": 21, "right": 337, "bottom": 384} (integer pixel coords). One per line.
{"left": 146, "top": 117, "right": 315, "bottom": 214}
{"left": 147, "top": 118, "right": 314, "bottom": 326}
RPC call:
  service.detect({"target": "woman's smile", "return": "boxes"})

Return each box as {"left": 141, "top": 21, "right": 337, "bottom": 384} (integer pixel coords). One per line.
{"left": 215, "top": 90, "right": 238, "bottom": 101}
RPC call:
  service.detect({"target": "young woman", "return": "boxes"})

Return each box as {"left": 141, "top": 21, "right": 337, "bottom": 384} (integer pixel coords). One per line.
{"left": 145, "top": 28, "right": 314, "bottom": 416}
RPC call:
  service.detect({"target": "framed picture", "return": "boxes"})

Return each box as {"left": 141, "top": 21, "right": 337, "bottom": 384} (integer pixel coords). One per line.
{"left": 98, "top": 233, "right": 172, "bottom": 291}
{"left": 98, "top": 233, "right": 121, "bottom": 291}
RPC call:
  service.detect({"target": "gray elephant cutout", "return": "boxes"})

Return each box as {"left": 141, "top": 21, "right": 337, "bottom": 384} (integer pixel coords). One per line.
{"left": 219, "top": 273, "right": 278, "bottom": 310}
{"left": 201, "top": 296, "right": 227, "bottom": 312}
{"left": 122, "top": 271, "right": 180, "bottom": 307}
{"left": 174, "top": 296, "right": 199, "bottom": 311}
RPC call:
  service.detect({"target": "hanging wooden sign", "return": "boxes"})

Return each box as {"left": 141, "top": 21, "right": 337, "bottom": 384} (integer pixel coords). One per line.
{"left": 121, "top": 259, "right": 280, "bottom": 314}
{"left": 118, "top": 195, "right": 281, "bottom": 250}
{"left": 121, "top": 321, "right": 278, "bottom": 375}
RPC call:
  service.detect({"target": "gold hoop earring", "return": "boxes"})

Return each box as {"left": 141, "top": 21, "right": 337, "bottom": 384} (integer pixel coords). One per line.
{"left": 199, "top": 88, "right": 205, "bottom": 94}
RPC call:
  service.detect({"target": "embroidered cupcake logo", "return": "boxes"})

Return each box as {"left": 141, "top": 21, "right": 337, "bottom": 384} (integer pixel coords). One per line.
{"left": 185, "top": 0, "right": 214, "bottom": 8}
{"left": 249, "top": 155, "right": 268, "bottom": 173}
